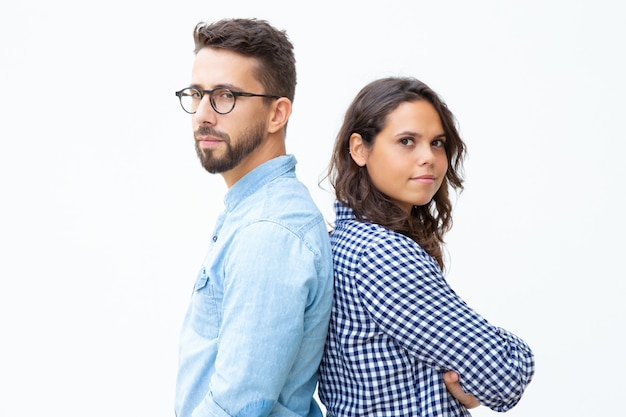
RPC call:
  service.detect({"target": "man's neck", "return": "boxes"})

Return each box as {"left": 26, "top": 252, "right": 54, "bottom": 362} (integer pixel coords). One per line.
{"left": 221, "top": 137, "right": 286, "bottom": 188}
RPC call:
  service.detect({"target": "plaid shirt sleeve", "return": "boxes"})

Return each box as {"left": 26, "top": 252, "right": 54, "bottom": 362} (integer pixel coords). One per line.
{"left": 355, "top": 233, "right": 535, "bottom": 412}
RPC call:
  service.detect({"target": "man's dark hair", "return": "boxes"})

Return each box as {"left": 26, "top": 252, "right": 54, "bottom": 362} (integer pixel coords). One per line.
{"left": 193, "top": 18, "right": 296, "bottom": 102}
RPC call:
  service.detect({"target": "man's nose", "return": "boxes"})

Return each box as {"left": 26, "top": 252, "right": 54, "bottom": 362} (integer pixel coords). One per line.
{"left": 194, "top": 95, "right": 217, "bottom": 125}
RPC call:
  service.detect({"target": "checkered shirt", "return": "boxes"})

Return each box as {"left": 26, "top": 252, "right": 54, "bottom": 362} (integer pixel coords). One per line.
{"left": 318, "top": 202, "right": 535, "bottom": 416}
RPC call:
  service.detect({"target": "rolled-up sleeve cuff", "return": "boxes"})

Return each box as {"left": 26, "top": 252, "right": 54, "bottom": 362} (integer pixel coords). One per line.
{"left": 191, "top": 394, "right": 232, "bottom": 417}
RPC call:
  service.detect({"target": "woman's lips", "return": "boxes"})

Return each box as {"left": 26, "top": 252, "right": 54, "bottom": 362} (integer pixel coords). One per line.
{"left": 413, "top": 175, "right": 435, "bottom": 184}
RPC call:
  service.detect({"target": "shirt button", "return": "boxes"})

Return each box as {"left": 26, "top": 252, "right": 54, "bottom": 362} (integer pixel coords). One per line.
{"left": 212, "top": 236, "right": 218, "bottom": 242}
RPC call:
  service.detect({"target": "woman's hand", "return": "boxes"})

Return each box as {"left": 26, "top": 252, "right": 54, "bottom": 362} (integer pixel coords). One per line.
{"left": 444, "top": 371, "right": 480, "bottom": 409}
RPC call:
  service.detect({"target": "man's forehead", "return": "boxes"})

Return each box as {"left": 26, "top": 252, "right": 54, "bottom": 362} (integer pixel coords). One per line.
{"left": 191, "top": 47, "right": 261, "bottom": 90}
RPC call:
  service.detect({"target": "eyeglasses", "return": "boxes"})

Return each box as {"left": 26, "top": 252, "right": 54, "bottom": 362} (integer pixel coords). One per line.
{"left": 175, "top": 87, "right": 281, "bottom": 115}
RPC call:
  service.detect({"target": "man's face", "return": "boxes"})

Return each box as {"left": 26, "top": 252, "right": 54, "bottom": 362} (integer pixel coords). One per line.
{"left": 190, "top": 47, "right": 271, "bottom": 178}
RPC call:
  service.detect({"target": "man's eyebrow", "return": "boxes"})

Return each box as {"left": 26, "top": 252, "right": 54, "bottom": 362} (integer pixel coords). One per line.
{"left": 188, "top": 83, "right": 241, "bottom": 91}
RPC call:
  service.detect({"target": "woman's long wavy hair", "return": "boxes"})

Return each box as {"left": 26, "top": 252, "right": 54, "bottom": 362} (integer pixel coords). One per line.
{"left": 328, "top": 77, "right": 466, "bottom": 270}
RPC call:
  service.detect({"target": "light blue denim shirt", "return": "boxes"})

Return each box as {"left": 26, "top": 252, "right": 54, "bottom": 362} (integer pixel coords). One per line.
{"left": 175, "top": 155, "right": 333, "bottom": 417}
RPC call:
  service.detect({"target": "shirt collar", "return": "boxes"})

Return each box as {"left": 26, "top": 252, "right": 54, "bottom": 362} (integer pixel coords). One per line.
{"left": 224, "top": 154, "right": 297, "bottom": 210}
{"left": 334, "top": 200, "right": 357, "bottom": 221}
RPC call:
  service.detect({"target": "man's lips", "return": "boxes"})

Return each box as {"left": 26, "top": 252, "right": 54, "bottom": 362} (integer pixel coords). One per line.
{"left": 196, "top": 136, "right": 224, "bottom": 147}
{"left": 195, "top": 126, "right": 228, "bottom": 146}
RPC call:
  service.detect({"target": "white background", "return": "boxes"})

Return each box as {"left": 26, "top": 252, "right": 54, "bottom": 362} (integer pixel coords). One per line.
{"left": 1, "top": 1, "right": 624, "bottom": 416}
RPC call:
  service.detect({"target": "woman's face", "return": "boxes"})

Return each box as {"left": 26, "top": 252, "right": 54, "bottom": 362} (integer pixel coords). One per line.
{"left": 350, "top": 100, "right": 448, "bottom": 213}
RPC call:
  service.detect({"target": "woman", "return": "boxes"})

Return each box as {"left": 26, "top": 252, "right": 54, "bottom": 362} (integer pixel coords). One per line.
{"left": 319, "top": 77, "right": 534, "bottom": 416}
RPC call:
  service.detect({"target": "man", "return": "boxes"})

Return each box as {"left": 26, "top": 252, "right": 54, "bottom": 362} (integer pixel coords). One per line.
{"left": 174, "top": 19, "right": 333, "bottom": 417}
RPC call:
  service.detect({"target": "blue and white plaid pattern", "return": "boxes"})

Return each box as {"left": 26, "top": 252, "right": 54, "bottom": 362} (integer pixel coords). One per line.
{"left": 319, "top": 202, "right": 534, "bottom": 416}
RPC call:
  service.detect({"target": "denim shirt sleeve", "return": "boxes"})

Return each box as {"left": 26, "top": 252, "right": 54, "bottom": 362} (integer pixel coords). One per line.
{"left": 193, "top": 220, "right": 321, "bottom": 417}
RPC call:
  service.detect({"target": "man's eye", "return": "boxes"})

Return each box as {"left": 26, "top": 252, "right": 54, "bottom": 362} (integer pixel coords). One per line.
{"left": 216, "top": 89, "right": 234, "bottom": 100}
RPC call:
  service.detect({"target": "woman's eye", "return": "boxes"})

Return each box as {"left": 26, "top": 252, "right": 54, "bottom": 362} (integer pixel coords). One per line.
{"left": 432, "top": 139, "right": 446, "bottom": 147}
{"left": 400, "top": 137, "right": 414, "bottom": 146}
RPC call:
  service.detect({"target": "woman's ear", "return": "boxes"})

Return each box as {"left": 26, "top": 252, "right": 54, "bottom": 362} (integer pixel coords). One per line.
{"left": 267, "top": 97, "right": 292, "bottom": 134}
{"left": 349, "top": 133, "right": 368, "bottom": 167}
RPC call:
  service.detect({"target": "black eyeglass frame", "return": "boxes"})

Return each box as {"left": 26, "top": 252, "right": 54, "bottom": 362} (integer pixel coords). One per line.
{"left": 175, "top": 87, "right": 282, "bottom": 115}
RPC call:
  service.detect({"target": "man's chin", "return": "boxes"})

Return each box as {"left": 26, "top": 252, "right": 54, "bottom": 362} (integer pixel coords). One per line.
{"left": 203, "top": 166, "right": 219, "bottom": 174}
{"left": 201, "top": 162, "right": 220, "bottom": 174}
{"left": 200, "top": 158, "right": 234, "bottom": 174}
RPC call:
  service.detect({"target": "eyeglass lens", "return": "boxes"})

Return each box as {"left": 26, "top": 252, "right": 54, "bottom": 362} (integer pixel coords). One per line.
{"left": 178, "top": 88, "right": 236, "bottom": 114}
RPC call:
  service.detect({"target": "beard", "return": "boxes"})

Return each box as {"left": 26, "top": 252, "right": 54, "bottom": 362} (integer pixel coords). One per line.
{"left": 194, "top": 121, "right": 266, "bottom": 174}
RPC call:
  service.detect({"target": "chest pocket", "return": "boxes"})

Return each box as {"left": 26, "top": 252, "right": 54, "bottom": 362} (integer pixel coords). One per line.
{"left": 191, "top": 268, "right": 220, "bottom": 339}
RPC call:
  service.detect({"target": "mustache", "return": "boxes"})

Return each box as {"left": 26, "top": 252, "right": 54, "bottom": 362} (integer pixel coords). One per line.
{"left": 195, "top": 125, "right": 229, "bottom": 141}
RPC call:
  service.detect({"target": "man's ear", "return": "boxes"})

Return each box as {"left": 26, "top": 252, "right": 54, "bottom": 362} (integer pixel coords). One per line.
{"left": 267, "top": 97, "right": 292, "bottom": 134}
{"left": 349, "top": 133, "right": 368, "bottom": 167}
